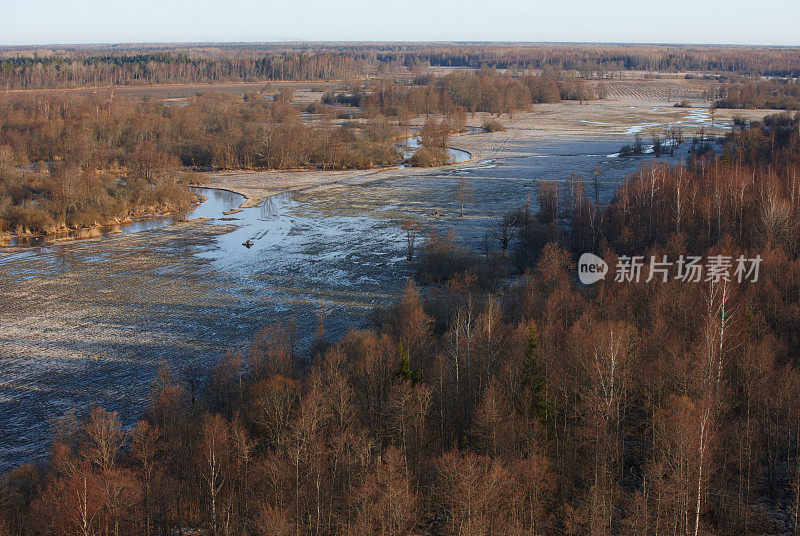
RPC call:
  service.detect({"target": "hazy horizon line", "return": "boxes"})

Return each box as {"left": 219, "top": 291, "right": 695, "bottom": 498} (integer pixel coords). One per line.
{"left": 2, "top": 40, "right": 799, "bottom": 49}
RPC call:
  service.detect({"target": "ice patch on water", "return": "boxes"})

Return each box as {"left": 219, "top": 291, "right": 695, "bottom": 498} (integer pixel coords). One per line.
{"left": 191, "top": 190, "right": 407, "bottom": 294}
{"left": 624, "top": 123, "right": 660, "bottom": 135}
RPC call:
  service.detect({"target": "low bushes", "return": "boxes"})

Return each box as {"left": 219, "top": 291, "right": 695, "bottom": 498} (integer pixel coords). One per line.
{"left": 408, "top": 147, "right": 452, "bottom": 168}
{"left": 482, "top": 119, "right": 507, "bottom": 132}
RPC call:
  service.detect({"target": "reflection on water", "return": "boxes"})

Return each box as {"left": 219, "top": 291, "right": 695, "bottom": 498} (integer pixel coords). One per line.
{"left": 185, "top": 187, "right": 246, "bottom": 220}
{"left": 447, "top": 147, "right": 472, "bottom": 163}
{"left": 194, "top": 191, "right": 298, "bottom": 269}
{"left": 6, "top": 215, "right": 183, "bottom": 247}
{"left": 6, "top": 187, "right": 251, "bottom": 247}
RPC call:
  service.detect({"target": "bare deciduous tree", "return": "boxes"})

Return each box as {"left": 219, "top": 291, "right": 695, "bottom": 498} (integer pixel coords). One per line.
{"left": 494, "top": 206, "right": 515, "bottom": 257}
{"left": 454, "top": 177, "right": 475, "bottom": 218}
{"left": 401, "top": 217, "right": 423, "bottom": 261}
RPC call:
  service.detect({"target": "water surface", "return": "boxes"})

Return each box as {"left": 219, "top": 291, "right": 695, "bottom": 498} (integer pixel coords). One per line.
{"left": 0, "top": 136, "right": 698, "bottom": 470}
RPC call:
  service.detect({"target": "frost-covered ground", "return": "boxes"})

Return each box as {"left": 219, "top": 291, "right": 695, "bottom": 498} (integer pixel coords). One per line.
{"left": 0, "top": 190, "right": 410, "bottom": 469}
{"left": 0, "top": 101, "right": 738, "bottom": 470}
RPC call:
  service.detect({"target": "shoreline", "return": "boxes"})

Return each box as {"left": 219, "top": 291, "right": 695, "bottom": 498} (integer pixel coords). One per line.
{"left": 0, "top": 144, "right": 475, "bottom": 248}
{"left": 202, "top": 101, "right": 779, "bottom": 204}
{"left": 1, "top": 98, "right": 778, "bottom": 248}
{"left": 0, "top": 195, "right": 204, "bottom": 248}
{"left": 185, "top": 142, "right": 477, "bottom": 210}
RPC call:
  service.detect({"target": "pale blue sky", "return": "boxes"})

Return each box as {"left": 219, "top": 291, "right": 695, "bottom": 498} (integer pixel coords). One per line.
{"left": 0, "top": 0, "right": 798, "bottom": 46}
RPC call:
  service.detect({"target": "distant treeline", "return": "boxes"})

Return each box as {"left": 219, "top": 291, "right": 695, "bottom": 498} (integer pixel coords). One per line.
{"left": 0, "top": 52, "right": 374, "bottom": 90}
{"left": 324, "top": 70, "right": 598, "bottom": 119}
{"left": 714, "top": 79, "right": 800, "bottom": 110}
{"left": 3, "top": 43, "right": 800, "bottom": 89}
{"left": 353, "top": 70, "right": 599, "bottom": 117}
{"left": 384, "top": 43, "right": 800, "bottom": 77}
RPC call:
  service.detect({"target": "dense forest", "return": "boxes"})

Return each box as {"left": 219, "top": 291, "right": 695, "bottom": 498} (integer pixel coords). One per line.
{"left": 352, "top": 70, "right": 598, "bottom": 117}
{"left": 3, "top": 43, "right": 800, "bottom": 90}
{"left": 0, "top": 87, "right": 199, "bottom": 234}
{"left": 1, "top": 115, "right": 798, "bottom": 535}
{"left": 0, "top": 52, "right": 375, "bottom": 90}
{"left": 715, "top": 79, "right": 800, "bottom": 110}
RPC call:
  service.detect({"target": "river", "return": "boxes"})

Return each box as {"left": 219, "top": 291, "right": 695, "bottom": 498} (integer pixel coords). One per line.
{"left": 0, "top": 136, "right": 696, "bottom": 470}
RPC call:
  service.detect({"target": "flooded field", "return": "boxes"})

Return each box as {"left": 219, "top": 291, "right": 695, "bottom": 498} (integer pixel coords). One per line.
{"left": 0, "top": 135, "right": 694, "bottom": 470}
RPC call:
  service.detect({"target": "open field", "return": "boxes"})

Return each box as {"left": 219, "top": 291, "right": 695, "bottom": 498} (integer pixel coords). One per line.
{"left": 0, "top": 80, "right": 341, "bottom": 98}
{"left": 0, "top": 68, "right": 721, "bottom": 102}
